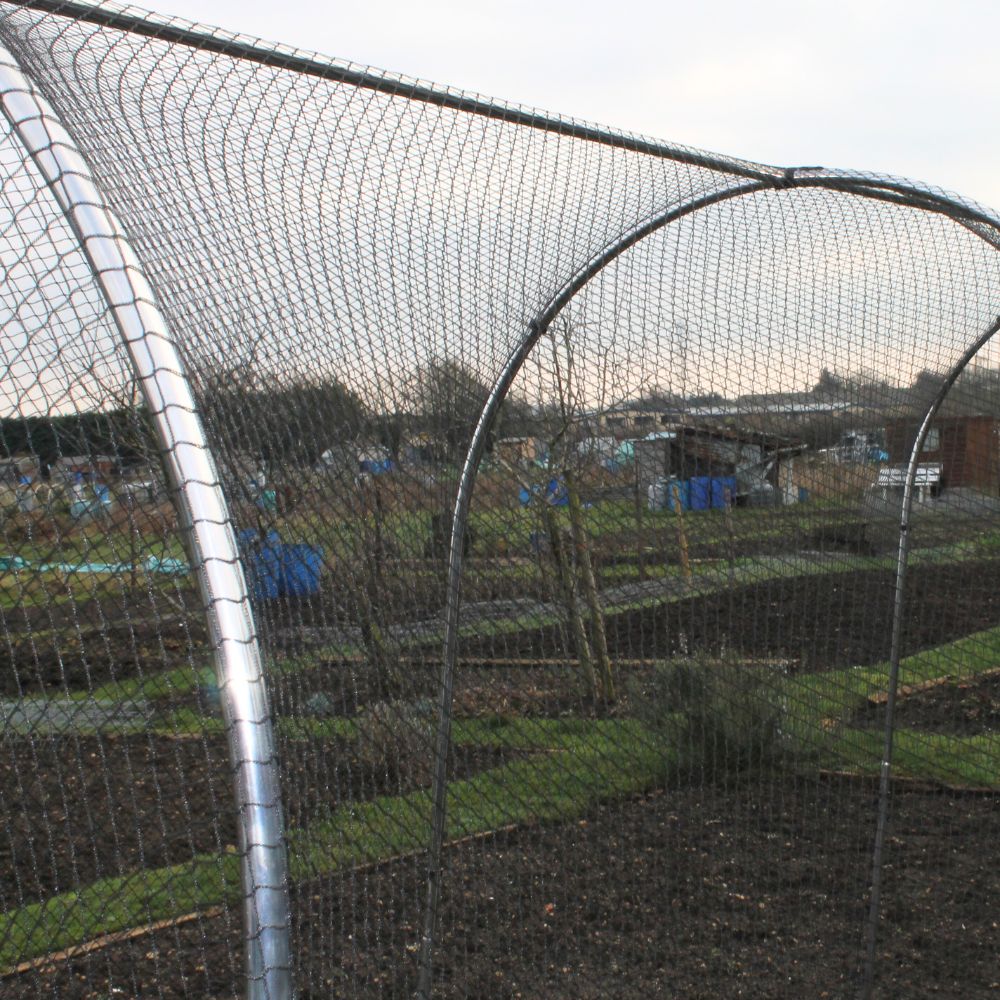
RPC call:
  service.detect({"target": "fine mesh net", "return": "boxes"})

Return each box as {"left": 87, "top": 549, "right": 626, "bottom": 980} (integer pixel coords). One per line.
{"left": 0, "top": 3, "right": 998, "bottom": 999}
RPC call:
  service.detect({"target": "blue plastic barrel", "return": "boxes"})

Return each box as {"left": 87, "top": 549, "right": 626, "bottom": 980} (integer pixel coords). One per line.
{"left": 545, "top": 478, "right": 569, "bottom": 506}
{"left": 689, "top": 476, "right": 712, "bottom": 510}
{"left": 711, "top": 476, "right": 737, "bottom": 509}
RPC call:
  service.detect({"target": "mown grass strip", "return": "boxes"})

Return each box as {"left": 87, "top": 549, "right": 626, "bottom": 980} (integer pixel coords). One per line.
{"left": 782, "top": 623, "right": 1000, "bottom": 727}
{"left": 0, "top": 854, "right": 243, "bottom": 972}
{"left": 0, "top": 723, "right": 662, "bottom": 968}
{"left": 822, "top": 728, "right": 1000, "bottom": 787}
{"left": 779, "top": 623, "right": 1000, "bottom": 787}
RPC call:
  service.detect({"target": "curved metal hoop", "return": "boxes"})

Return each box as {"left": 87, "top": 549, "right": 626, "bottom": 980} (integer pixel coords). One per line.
{"left": 0, "top": 47, "right": 292, "bottom": 1000}
{"left": 859, "top": 312, "right": 1000, "bottom": 999}
{"left": 414, "top": 178, "right": 768, "bottom": 995}
{"left": 420, "top": 171, "right": 1000, "bottom": 995}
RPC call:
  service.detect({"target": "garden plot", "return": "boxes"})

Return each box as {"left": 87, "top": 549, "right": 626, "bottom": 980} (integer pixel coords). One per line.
{"left": 5, "top": 778, "right": 996, "bottom": 1000}
{"left": 462, "top": 560, "right": 1000, "bottom": 670}
{"left": 0, "top": 727, "right": 521, "bottom": 912}
{"left": 867, "top": 671, "right": 1000, "bottom": 735}
{"left": 2, "top": 501, "right": 999, "bottom": 997}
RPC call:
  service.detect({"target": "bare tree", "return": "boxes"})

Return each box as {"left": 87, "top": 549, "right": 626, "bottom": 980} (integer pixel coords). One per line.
{"left": 513, "top": 315, "right": 615, "bottom": 707}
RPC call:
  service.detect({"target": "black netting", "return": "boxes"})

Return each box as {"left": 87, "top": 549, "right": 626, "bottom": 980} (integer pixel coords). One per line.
{"left": 0, "top": 3, "right": 997, "bottom": 999}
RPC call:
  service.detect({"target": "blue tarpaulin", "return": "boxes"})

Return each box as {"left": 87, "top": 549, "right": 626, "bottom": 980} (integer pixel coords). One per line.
{"left": 239, "top": 529, "right": 324, "bottom": 599}
{"left": 518, "top": 478, "right": 569, "bottom": 507}
{"left": 0, "top": 554, "right": 189, "bottom": 575}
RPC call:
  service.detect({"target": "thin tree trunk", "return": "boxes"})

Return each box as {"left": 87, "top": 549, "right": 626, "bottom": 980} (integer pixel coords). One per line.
{"left": 357, "top": 573, "right": 404, "bottom": 696}
{"left": 541, "top": 501, "right": 596, "bottom": 700}
{"left": 565, "top": 471, "right": 614, "bottom": 704}
{"left": 358, "top": 479, "right": 403, "bottom": 696}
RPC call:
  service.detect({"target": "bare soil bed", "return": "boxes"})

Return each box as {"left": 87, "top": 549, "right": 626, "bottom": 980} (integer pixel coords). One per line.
{"left": 14, "top": 556, "right": 999, "bottom": 700}
{"left": 0, "top": 592, "right": 205, "bottom": 697}
{"left": 267, "top": 559, "right": 1000, "bottom": 721}
{"left": 7, "top": 774, "right": 997, "bottom": 999}
{"left": 466, "top": 561, "right": 1000, "bottom": 671}
{"left": 0, "top": 734, "right": 509, "bottom": 909}
{"left": 860, "top": 672, "right": 1000, "bottom": 736}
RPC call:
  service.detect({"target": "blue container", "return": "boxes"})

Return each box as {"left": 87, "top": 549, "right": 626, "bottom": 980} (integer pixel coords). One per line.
{"left": 243, "top": 529, "right": 324, "bottom": 599}
{"left": 278, "top": 544, "right": 324, "bottom": 597}
{"left": 711, "top": 476, "right": 738, "bottom": 509}
{"left": 798, "top": 486, "right": 810, "bottom": 503}
{"left": 360, "top": 457, "right": 393, "bottom": 474}
{"left": 255, "top": 489, "right": 278, "bottom": 511}
{"left": 545, "top": 478, "right": 569, "bottom": 506}
{"left": 248, "top": 543, "right": 282, "bottom": 600}
{"left": 689, "top": 476, "right": 712, "bottom": 510}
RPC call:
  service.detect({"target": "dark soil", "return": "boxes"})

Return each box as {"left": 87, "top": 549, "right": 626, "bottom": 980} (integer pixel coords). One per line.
{"left": 0, "top": 734, "right": 234, "bottom": 909}
{"left": 0, "top": 626, "right": 198, "bottom": 697}
{"left": 0, "top": 734, "right": 510, "bottom": 909}
{"left": 860, "top": 672, "right": 1000, "bottom": 736}
{"left": 0, "top": 589, "right": 206, "bottom": 697}
{"left": 7, "top": 776, "right": 997, "bottom": 999}
{"left": 13, "top": 554, "right": 999, "bottom": 700}
{"left": 597, "top": 513, "right": 882, "bottom": 567}
{"left": 466, "top": 561, "right": 1000, "bottom": 672}
{"left": 253, "top": 558, "right": 547, "bottom": 645}
{"left": 269, "top": 656, "right": 441, "bottom": 720}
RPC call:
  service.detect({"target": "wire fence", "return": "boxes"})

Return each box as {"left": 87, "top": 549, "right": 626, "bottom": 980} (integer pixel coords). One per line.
{"left": 0, "top": 3, "right": 997, "bottom": 998}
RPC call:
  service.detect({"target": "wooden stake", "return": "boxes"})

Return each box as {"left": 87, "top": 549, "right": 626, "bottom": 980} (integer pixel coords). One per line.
{"left": 672, "top": 482, "right": 692, "bottom": 585}
{"left": 723, "top": 487, "right": 736, "bottom": 587}
{"left": 633, "top": 459, "right": 646, "bottom": 582}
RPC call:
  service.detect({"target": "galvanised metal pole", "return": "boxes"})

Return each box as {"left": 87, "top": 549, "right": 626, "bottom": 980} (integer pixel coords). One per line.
{"left": 859, "top": 313, "right": 1000, "bottom": 1000}
{"left": 0, "top": 47, "right": 293, "bottom": 1000}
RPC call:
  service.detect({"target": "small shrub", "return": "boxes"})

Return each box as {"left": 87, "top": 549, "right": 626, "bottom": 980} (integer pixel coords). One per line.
{"left": 632, "top": 658, "right": 788, "bottom": 782}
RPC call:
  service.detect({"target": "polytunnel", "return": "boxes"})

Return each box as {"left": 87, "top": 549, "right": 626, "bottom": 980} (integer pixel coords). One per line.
{"left": 0, "top": 2, "right": 997, "bottom": 999}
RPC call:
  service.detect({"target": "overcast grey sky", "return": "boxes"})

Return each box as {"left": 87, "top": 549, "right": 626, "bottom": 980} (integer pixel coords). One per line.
{"left": 150, "top": 0, "right": 1000, "bottom": 211}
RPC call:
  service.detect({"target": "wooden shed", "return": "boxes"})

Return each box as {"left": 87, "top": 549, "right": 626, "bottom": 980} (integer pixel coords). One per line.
{"left": 883, "top": 415, "right": 1000, "bottom": 494}
{"left": 633, "top": 424, "right": 803, "bottom": 502}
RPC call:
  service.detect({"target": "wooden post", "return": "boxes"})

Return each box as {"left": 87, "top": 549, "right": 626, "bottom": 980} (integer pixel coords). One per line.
{"left": 723, "top": 486, "right": 736, "bottom": 587}
{"left": 633, "top": 458, "right": 646, "bottom": 582}
{"left": 672, "top": 481, "right": 692, "bottom": 586}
